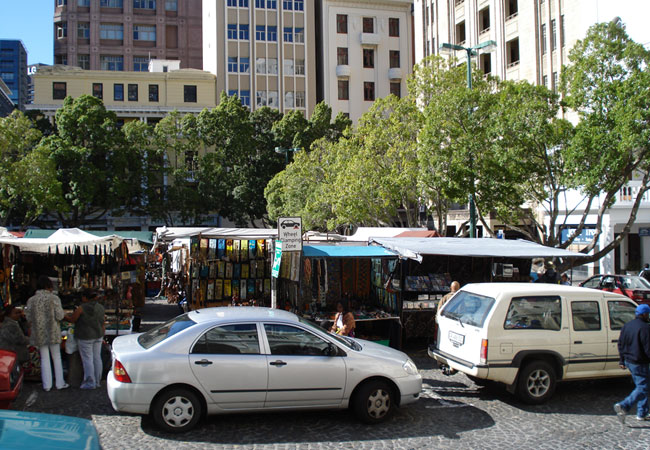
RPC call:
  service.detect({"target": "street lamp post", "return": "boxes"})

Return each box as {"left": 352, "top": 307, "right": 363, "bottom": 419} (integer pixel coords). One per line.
{"left": 439, "top": 40, "right": 496, "bottom": 238}
{"left": 275, "top": 146, "right": 301, "bottom": 165}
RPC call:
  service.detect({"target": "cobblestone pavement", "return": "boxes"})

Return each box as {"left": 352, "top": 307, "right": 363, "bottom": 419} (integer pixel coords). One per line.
{"left": 11, "top": 299, "right": 650, "bottom": 449}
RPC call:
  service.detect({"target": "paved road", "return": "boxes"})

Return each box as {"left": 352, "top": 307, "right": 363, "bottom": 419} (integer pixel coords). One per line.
{"left": 11, "top": 299, "right": 650, "bottom": 449}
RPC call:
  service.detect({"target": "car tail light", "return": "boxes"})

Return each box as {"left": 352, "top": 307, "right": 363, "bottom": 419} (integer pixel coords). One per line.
{"left": 630, "top": 291, "right": 646, "bottom": 302}
{"left": 113, "top": 360, "right": 132, "bottom": 383}
{"left": 480, "top": 339, "right": 488, "bottom": 365}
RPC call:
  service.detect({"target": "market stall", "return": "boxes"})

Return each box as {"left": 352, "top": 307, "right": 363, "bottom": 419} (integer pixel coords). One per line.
{"left": 370, "top": 237, "right": 588, "bottom": 344}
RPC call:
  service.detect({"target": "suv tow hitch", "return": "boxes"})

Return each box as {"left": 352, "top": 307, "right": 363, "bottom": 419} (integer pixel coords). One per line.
{"left": 440, "top": 364, "right": 458, "bottom": 376}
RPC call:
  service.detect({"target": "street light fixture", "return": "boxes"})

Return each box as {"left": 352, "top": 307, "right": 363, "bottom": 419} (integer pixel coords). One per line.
{"left": 275, "top": 146, "right": 301, "bottom": 165}
{"left": 439, "top": 40, "right": 496, "bottom": 238}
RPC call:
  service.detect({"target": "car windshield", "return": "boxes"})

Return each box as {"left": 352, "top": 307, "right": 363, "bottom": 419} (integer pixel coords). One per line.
{"left": 298, "top": 316, "right": 359, "bottom": 350}
{"left": 138, "top": 313, "right": 197, "bottom": 349}
{"left": 442, "top": 291, "right": 496, "bottom": 328}
{"left": 622, "top": 276, "right": 650, "bottom": 289}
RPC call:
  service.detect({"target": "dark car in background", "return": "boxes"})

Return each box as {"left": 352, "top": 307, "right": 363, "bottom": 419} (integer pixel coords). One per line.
{"left": 579, "top": 274, "right": 650, "bottom": 304}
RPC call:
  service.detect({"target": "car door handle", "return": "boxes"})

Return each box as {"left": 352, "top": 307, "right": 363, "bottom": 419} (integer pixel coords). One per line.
{"left": 270, "top": 360, "right": 287, "bottom": 367}
{"left": 573, "top": 341, "right": 582, "bottom": 344}
{"left": 612, "top": 339, "right": 618, "bottom": 343}
{"left": 194, "top": 359, "right": 213, "bottom": 366}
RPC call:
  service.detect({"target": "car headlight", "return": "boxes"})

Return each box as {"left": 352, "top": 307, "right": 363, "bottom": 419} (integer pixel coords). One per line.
{"left": 403, "top": 358, "right": 419, "bottom": 376}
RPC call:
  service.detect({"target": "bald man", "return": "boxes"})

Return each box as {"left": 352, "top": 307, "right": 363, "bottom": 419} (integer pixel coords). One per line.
{"left": 437, "top": 281, "right": 460, "bottom": 316}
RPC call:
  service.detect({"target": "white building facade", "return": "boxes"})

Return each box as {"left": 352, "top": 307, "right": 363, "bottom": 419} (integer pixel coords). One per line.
{"left": 413, "top": 0, "right": 650, "bottom": 275}
{"left": 318, "top": 0, "right": 413, "bottom": 123}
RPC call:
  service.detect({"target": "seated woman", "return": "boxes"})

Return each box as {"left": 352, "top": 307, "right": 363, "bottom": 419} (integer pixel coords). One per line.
{"left": 329, "top": 301, "right": 356, "bottom": 337}
{"left": 0, "top": 305, "right": 33, "bottom": 373}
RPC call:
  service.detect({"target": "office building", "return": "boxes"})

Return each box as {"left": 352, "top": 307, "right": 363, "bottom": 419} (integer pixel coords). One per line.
{"left": 203, "top": 0, "right": 317, "bottom": 116}
{"left": 53, "top": 0, "right": 202, "bottom": 71}
{"left": 317, "top": 0, "right": 413, "bottom": 123}
{"left": 0, "top": 39, "right": 28, "bottom": 110}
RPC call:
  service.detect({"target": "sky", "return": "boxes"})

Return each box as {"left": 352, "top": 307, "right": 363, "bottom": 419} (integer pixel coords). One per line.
{"left": 0, "top": 0, "right": 649, "bottom": 66}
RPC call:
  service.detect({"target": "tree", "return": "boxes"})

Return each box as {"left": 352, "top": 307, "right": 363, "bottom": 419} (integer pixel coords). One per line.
{"left": 40, "top": 95, "right": 141, "bottom": 227}
{"left": 0, "top": 110, "right": 64, "bottom": 228}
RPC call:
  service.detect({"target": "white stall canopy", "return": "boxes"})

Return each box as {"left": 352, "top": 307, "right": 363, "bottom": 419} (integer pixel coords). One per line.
{"left": 0, "top": 228, "right": 124, "bottom": 254}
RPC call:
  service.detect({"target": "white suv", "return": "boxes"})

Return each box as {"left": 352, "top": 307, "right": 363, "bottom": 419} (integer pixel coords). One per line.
{"left": 429, "top": 283, "right": 637, "bottom": 404}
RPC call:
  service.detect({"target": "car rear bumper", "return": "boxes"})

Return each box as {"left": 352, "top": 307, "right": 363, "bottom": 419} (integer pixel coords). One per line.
{"left": 428, "top": 346, "right": 488, "bottom": 378}
{"left": 107, "top": 371, "right": 165, "bottom": 415}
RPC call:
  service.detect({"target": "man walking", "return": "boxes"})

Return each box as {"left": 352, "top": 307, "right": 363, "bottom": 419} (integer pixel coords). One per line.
{"left": 614, "top": 304, "right": 650, "bottom": 424}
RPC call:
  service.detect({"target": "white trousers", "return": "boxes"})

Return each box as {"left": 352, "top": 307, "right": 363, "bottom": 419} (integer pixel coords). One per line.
{"left": 39, "top": 343, "right": 65, "bottom": 390}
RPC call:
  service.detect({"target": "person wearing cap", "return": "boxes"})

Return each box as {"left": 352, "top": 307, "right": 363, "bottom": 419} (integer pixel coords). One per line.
{"left": 614, "top": 304, "right": 650, "bottom": 424}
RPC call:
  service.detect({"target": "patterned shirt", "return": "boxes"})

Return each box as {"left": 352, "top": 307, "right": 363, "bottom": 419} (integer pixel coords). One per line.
{"left": 25, "top": 289, "right": 64, "bottom": 347}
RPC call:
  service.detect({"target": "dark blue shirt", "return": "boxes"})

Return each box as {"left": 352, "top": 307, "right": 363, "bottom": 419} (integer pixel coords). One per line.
{"left": 618, "top": 317, "right": 650, "bottom": 365}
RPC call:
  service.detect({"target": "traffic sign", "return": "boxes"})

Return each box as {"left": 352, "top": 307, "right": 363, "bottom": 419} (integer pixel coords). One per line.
{"left": 278, "top": 217, "right": 302, "bottom": 251}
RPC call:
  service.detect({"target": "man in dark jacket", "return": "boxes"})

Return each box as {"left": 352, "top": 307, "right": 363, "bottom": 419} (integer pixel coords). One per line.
{"left": 614, "top": 304, "right": 650, "bottom": 424}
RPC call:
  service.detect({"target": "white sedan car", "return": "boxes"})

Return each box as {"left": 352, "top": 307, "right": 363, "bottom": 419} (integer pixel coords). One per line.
{"left": 107, "top": 307, "right": 422, "bottom": 432}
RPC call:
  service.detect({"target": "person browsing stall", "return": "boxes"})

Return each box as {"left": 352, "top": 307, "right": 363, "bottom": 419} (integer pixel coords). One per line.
{"left": 330, "top": 301, "right": 355, "bottom": 337}
{"left": 0, "top": 305, "right": 30, "bottom": 366}
{"left": 65, "top": 289, "right": 105, "bottom": 389}
{"left": 438, "top": 281, "right": 460, "bottom": 316}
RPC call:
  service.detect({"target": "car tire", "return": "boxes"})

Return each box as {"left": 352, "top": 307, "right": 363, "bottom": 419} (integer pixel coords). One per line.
{"left": 352, "top": 380, "right": 395, "bottom": 424}
{"left": 152, "top": 388, "right": 203, "bottom": 433}
{"left": 516, "top": 360, "right": 556, "bottom": 404}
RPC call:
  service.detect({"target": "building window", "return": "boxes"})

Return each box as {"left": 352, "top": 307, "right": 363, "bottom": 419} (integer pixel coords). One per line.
{"left": 267, "top": 26, "right": 277, "bottom": 41}
{"left": 78, "top": 0, "right": 90, "bottom": 6}
{"left": 268, "top": 91, "right": 279, "bottom": 108}
{"left": 561, "top": 15, "right": 565, "bottom": 47}
{"left": 100, "top": 0, "right": 123, "bottom": 7}
{"left": 101, "top": 55, "right": 124, "bottom": 70}
{"left": 256, "top": 90, "right": 267, "bottom": 107}
{"left": 56, "top": 22, "right": 67, "bottom": 39}
{"left": 100, "top": 23, "right": 124, "bottom": 40}
{"left": 240, "top": 90, "right": 250, "bottom": 106}
{"left": 364, "top": 82, "right": 375, "bottom": 101}
{"left": 114, "top": 83, "right": 124, "bottom": 101}
{"left": 92, "top": 83, "right": 103, "bottom": 99}
{"left": 389, "top": 50, "right": 400, "bottom": 68}
{"left": 267, "top": 58, "right": 278, "bottom": 74}
{"left": 506, "top": 0, "right": 518, "bottom": 19}
{"left": 240, "top": 57, "right": 250, "bottom": 73}
{"left": 256, "top": 25, "right": 266, "bottom": 41}
{"left": 227, "top": 0, "right": 237, "bottom": 6}
{"left": 389, "top": 18, "right": 399, "bottom": 37}
{"left": 134, "top": 25, "right": 156, "bottom": 41}
{"left": 551, "top": 19, "right": 557, "bottom": 51}
{"left": 294, "top": 28, "right": 304, "bottom": 43}
{"left": 390, "top": 82, "right": 401, "bottom": 98}
{"left": 363, "top": 17, "right": 374, "bottom": 34}
{"left": 294, "top": 0, "right": 303, "bottom": 10}
{"left": 553, "top": 71, "right": 558, "bottom": 92}
{"left": 184, "top": 85, "right": 197, "bottom": 102}
{"left": 284, "top": 27, "right": 293, "bottom": 42}
{"left": 479, "top": 7, "right": 490, "bottom": 33}
{"left": 77, "top": 54, "right": 90, "bottom": 69}
{"left": 53, "top": 82, "right": 67, "bottom": 100}
{"left": 480, "top": 53, "right": 491, "bottom": 74}
{"left": 542, "top": 75, "right": 548, "bottom": 87}
{"left": 228, "top": 56, "right": 238, "bottom": 72}
{"left": 506, "top": 38, "right": 520, "bottom": 66}
{"left": 55, "top": 55, "right": 68, "bottom": 65}
{"left": 295, "top": 59, "right": 304, "bottom": 75}
{"left": 541, "top": 24, "right": 547, "bottom": 54}
{"left": 337, "top": 14, "right": 347, "bottom": 34}
{"left": 295, "top": 91, "right": 305, "bottom": 108}
{"left": 337, "top": 47, "right": 348, "bottom": 65}
{"left": 78, "top": 22, "right": 90, "bottom": 39}
{"left": 456, "top": 20, "right": 466, "bottom": 44}
{"left": 227, "top": 24, "right": 237, "bottom": 40}
{"left": 239, "top": 24, "right": 250, "bottom": 40}
{"left": 165, "top": 0, "right": 177, "bottom": 11}
{"left": 239, "top": 0, "right": 249, "bottom": 6}
{"left": 255, "top": 0, "right": 264, "bottom": 7}
{"left": 149, "top": 84, "right": 159, "bottom": 102}
{"left": 282, "top": 0, "right": 292, "bottom": 10}
{"left": 133, "top": 0, "right": 156, "bottom": 10}
{"left": 285, "top": 91, "right": 294, "bottom": 108}
{"left": 338, "top": 80, "right": 349, "bottom": 100}
{"left": 256, "top": 58, "right": 266, "bottom": 74}
{"left": 284, "top": 59, "right": 294, "bottom": 75}
{"left": 267, "top": 0, "right": 276, "bottom": 8}
{"left": 133, "top": 56, "right": 149, "bottom": 71}
{"left": 363, "top": 49, "right": 374, "bottom": 68}
{"left": 57, "top": 0, "right": 67, "bottom": 5}
{"left": 128, "top": 84, "right": 138, "bottom": 101}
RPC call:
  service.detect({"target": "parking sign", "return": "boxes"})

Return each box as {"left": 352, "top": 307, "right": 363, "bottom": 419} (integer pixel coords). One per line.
{"left": 278, "top": 217, "right": 302, "bottom": 251}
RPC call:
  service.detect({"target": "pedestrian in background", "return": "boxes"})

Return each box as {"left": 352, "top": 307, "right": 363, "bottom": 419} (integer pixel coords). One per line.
{"left": 560, "top": 273, "right": 571, "bottom": 286}
{"left": 65, "top": 289, "right": 105, "bottom": 389}
{"left": 437, "top": 281, "right": 460, "bottom": 316}
{"left": 25, "top": 275, "right": 68, "bottom": 391}
{"left": 614, "top": 304, "right": 650, "bottom": 424}
{"left": 640, "top": 264, "right": 650, "bottom": 283}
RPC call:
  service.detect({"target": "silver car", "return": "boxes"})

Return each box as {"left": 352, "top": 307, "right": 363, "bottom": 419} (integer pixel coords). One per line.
{"left": 107, "top": 307, "right": 422, "bottom": 432}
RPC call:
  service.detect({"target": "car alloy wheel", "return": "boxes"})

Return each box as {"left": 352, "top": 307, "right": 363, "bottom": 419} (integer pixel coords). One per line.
{"left": 353, "top": 380, "right": 395, "bottom": 423}
{"left": 516, "top": 360, "right": 556, "bottom": 404}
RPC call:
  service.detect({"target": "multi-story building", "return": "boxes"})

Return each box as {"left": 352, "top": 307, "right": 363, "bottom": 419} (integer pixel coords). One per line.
{"left": 53, "top": 0, "right": 202, "bottom": 71}
{"left": 0, "top": 78, "right": 14, "bottom": 116}
{"left": 27, "top": 64, "right": 51, "bottom": 105}
{"left": 317, "top": 0, "right": 413, "bottom": 123}
{"left": 202, "top": 0, "right": 317, "bottom": 116}
{"left": 414, "top": 0, "right": 650, "bottom": 275}
{"left": 0, "top": 39, "right": 28, "bottom": 110}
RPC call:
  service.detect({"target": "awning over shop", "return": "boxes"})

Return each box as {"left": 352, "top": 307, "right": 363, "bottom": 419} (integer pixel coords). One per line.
{"left": 303, "top": 245, "right": 398, "bottom": 258}
{"left": 24, "top": 229, "right": 153, "bottom": 245}
{"left": 370, "top": 237, "right": 588, "bottom": 263}
{"left": 0, "top": 228, "right": 124, "bottom": 254}
{"left": 155, "top": 227, "right": 277, "bottom": 242}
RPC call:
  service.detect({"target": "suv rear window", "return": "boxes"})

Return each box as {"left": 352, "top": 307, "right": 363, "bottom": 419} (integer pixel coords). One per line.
{"left": 442, "top": 291, "right": 495, "bottom": 327}
{"left": 138, "top": 313, "right": 197, "bottom": 349}
{"left": 504, "top": 296, "right": 561, "bottom": 330}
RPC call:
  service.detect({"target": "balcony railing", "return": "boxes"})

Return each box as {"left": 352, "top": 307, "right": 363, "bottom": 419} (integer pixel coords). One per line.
{"left": 616, "top": 185, "right": 650, "bottom": 206}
